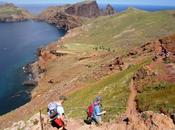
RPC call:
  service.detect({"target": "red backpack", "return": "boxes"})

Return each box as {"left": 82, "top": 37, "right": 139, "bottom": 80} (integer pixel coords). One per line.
{"left": 87, "top": 103, "right": 94, "bottom": 118}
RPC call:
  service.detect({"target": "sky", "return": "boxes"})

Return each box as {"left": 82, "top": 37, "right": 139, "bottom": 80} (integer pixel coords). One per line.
{"left": 0, "top": 0, "right": 175, "bottom": 6}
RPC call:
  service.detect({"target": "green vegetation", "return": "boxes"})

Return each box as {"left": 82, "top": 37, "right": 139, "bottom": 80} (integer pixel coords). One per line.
{"left": 0, "top": 4, "right": 30, "bottom": 18}
{"left": 0, "top": 5, "right": 21, "bottom": 15}
{"left": 61, "top": 9, "right": 175, "bottom": 120}
{"left": 64, "top": 63, "right": 144, "bottom": 121}
{"left": 137, "top": 82, "right": 175, "bottom": 113}
{"left": 62, "top": 8, "right": 175, "bottom": 54}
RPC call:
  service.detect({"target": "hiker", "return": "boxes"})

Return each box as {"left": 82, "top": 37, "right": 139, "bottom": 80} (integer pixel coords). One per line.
{"left": 48, "top": 95, "right": 67, "bottom": 130}
{"left": 85, "top": 96, "right": 106, "bottom": 125}
{"left": 161, "top": 47, "right": 169, "bottom": 58}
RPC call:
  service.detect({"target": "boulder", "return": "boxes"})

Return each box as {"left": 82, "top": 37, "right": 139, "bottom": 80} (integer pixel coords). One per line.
{"left": 142, "top": 111, "right": 175, "bottom": 130}
{"left": 133, "top": 68, "right": 148, "bottom": 81}
{"left": 23, "top": 80, "right": 38, "bottom": 87}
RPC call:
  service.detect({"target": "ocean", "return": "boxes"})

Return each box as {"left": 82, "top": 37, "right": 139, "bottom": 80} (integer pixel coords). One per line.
{"left": 0, "top": 21, "right": 65, "bottom": 115}
{"left": 100, "top": 4, "right": 175, "bottom": 12}
{"left": 17, "top": 4, "right": 175, "bottom": 15}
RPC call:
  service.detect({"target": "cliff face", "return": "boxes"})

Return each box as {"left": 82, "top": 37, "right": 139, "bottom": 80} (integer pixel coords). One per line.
{"left": 0, "top": 3, "right": 32, "bottom": 22}
{"left": 39, "top": 9, "right": 82, "bottom": 30}
{"left": 38, "top": 1, "right": 116, "bottom": 30}
{"left": 65, "top": 1, "right": 101, "bottom": 18}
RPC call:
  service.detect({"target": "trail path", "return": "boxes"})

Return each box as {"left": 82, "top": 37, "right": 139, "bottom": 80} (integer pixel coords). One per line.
{"left": 126, "top": 80, "right": 138, "bottom": 117}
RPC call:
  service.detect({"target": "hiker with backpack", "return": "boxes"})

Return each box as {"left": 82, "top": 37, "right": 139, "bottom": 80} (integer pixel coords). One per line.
{"left": 48, "top": 95, "right": 67, "bottom": 130}
{"left": 85, "top": 96, "right": 106, "bottom": 125}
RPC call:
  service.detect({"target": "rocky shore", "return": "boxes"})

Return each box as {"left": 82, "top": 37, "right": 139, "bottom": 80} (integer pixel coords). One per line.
{"left": 27, "top": 1, "right": 117, "bottom": 86}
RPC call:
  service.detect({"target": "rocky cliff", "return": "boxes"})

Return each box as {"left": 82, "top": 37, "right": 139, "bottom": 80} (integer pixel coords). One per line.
{"left": 39, "top": 9, "right": 82, "bottom": 30}
{"left": 0, "top": 3, "right": 32, "bottom": 22}
{"left": 65, "top": 1, "right": 101, "bottom": 18}
{"left": 38, "top": 1, "right": 116, "bottom": 30}
{"left": 102, "top": 4, "right": 116, "bottom": 15}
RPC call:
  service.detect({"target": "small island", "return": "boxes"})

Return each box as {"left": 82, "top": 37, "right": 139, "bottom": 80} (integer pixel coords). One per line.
{"left": 0, "top": 3, "right": 32, "bottom": 22}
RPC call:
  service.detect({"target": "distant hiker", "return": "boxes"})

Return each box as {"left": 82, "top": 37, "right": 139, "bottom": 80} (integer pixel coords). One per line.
{"left": 48, "top": 95, "right": 67, "bottom": 130}
{"left": 85, "top": 96, "right": 106, "bottom": 125}
{"left": 161, "top": 47, "right": 169, "bottom": 59}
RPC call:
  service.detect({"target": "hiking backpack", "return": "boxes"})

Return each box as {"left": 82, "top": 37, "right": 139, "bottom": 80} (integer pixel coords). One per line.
{"left": 48, "top": 102, "right": 58, "bottom": 119}
{"left": 87, "top": 103, "right": 94, "bottom": 118}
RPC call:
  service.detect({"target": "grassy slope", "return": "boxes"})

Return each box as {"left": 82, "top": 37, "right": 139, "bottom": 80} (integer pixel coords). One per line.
{"left": 0, "top": 4, "right": 31, "bottom": 18}
{"left": 61, "top": 8, "right": 175, "bottom": 54}
{"left": 137, "top": 82, "right": 175, "bottom": 113}
{"left": 64, "top": 65, "right": 139, "bottom": 120}
{"left": 61, "top": 9, "right": 175, "bottom": 120}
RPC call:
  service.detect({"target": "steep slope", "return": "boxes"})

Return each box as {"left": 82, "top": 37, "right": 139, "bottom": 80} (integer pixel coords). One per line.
{"left": 38, "top": 5, "right": 82, "bottom": 30}
{"left": 64, "top": 1, "right": 101, "bottom": 17}
{"left": 38, "top": 1, "right": 116, "bottom": 30}
{"left": 135, "top": 35, "right": 175, "bottom": 114}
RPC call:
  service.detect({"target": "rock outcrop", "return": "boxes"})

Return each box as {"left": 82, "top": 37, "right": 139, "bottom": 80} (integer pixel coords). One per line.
{"left": 4, "top": 111, "right": 175, "bottom": 130}
{"left": 0, "top": 3, "right": 32, "bottom": 22}
{"left": 38, "top": 8, "right": 82, "bottom": 30}
{"left": 103, "top": 4, "right": 116, "bottom": 15}
{"left": 65, "top": 1, "right": 101, "bottom": 18}
{"left": 38, "top": 1, "right": 116, "bottom": 30}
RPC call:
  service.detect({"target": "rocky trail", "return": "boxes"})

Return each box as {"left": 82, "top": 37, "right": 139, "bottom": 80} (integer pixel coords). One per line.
{"left": 126, "top": 80, "right": 138, "bottom": 118}
{"left": 5, "top": 78, "right": 175, "bottom": 130}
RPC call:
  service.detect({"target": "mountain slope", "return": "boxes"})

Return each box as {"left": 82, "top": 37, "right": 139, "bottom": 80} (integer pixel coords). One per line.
{"left": 1, "top": 8, "right": 175, "bottom": 129}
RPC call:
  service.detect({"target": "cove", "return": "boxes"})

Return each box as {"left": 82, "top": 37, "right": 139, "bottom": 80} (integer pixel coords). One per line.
{"left": 0, "top": 20, "right": 65, "bottom": 115}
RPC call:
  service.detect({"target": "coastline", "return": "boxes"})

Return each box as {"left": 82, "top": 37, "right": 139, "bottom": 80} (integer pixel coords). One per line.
{"left": 1, "top": 1, "right": 175, "bottom": 129}
{"left": 0, "top": 21, "right": 68, "bottom": 129}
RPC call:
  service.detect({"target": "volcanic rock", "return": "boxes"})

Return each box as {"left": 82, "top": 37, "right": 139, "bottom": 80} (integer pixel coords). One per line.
{"left": 103, "top": 4, "right": 116, "bottom": 15}
{"left": 39, "top": 10, "right": 82, "bottom": 30}
{"left": 65, "top": 1, "right": 101, "bottom": 18}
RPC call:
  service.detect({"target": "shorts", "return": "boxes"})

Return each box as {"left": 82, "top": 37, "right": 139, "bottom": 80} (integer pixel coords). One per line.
{"left": 51, "top": 118, "right": 64, "bottom": 128}
{"left": 92, "top": 116, "right": 102, "bottom": 125}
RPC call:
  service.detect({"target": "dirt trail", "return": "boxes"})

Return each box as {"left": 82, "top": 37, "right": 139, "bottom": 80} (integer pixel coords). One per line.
{"left": 126, "top": 80, "right": 138, "bottom": 117}
{"left": 4, "top": 79, "right": 175, "bottom": 130}
{"left": 124, "top": 80, "right": 148, "bottom": 130}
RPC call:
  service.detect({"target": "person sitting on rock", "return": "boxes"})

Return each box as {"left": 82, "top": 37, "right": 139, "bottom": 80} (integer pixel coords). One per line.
{"left": 92, "top": 96, "right": 106, "bottom": 125}
{"left": 47, "top": 95, "right": 67, "bottom": 130}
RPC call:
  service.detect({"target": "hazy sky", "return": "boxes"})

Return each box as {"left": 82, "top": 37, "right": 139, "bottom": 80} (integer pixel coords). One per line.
{"left": 1, "top": 0, "right": 175, "bottom": 6}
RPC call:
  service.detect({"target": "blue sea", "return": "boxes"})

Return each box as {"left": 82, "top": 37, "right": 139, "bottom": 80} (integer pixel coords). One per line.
{"left": 0, "top": 21, "right": 65, "bottom": 115}
{"left": 17, "top": 3, "right": 175, "bottom": 15}
{"left": 0, "top": 3, "right": 175, "bottom": 115}
{"left": 100, "top": 4, "right": 175, "bottom": 12}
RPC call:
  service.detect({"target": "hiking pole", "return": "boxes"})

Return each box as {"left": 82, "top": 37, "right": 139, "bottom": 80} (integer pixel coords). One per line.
{"left": 40, "top": 110, "right": 44, "bottom": 130}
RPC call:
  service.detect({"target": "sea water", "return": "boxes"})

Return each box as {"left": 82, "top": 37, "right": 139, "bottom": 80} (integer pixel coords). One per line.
{"left": 0, "top": 21, "right": 65, "bottom": 115}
